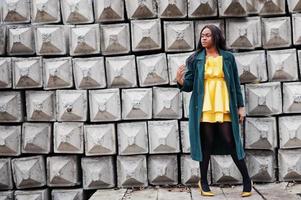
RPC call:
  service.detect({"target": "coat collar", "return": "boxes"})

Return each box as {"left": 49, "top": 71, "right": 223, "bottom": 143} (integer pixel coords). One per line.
{"left": 195, "top": 48, "right": 231, "bottom": 60}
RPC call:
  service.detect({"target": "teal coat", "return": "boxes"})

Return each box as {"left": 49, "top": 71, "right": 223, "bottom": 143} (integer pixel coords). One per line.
{"left": 177, "top": 48, "right": 245, "bottom": 162}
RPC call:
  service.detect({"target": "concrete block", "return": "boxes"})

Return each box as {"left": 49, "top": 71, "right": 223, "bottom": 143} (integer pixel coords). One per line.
{"left": 25, "top": 90, "right": 56, "bottom": 121}
{"left": 2, "top": 0, "right": 31, "bottom": 23}
{"left": 12, "top": 57, "right": 42, "bottom": 89}
{"left": 88, "top": 89, "right": 121, "bottom": 122}
{"left": 0, "top": 26, "right": 6, "bottom": 55}
{"left": 148, "top": 155, "right": 178, "bottom": 185}
{"left": 226, "top": 17, "right": 261, "bottom": 49}
{"left": 84, "top": 124, "right": 116, "bottom": 156}
{"left": 56, "top": 90, "right": 87, "bottom": 121}
{"left": 117, "top": 122, "right": 148, "bottom": 155}
{"left": 7, "top": 25, "right": 35, "bottom": 55}
{"left": 31, "top": 0, "right": 61, "bottom": 24}
{"left": 94, "top": 0, "right": 125, "bottom": 22}
{"left": 81, "top": 157, "right": 115, "bottom": 189}
{"left": 0, "top": 58, "right": 12, "bottom": 89}
{"left": 51, "top": 189, "right": 83, "bottom": 200}
{"left": 288, "top": 0, "right": 301, "bottom": 13}
{"left": 22, "top": 123, "right": 51, "bottom": 154}
{"left": 158, "top": 0, "right": 187, "bottom": 18}
{"left": 89, "top": 189, "right": 127, "bottom": 200}
{"left": 0, "top": 91, "right": 23, "bottom": 122}
{"left": 267, "top": 49, "right": 298, "bottom": 82}
{"left": 278, "top": 149, "right": 301, "bottom": 181}
{"left": 100, "top": 23, "right": 130, "bottom": 55}
{"left": 164, "top": 21, "right": 194, "bottom": 52}
{"left": 262, "top": 17, "right": 291, "bottom": 49}
{"left": 12, "top": 156, "right": 46, "bottom": 189}
{"left": 182, "top": 91, "right": 191, "bottom": 119}
{"left": 180, "top": 121, "right": 190, "bottom": 153}
{"left": 14, "top": 189, "right": 48, "bottom": 200}
{"left": 0, "top": 191, "right": 13, "bottom": 200}
{"left": 0, "top": 125, "right": 21, "bottom": 156}
{"left": 60, "top": 0, "right": 94, "bottom": 24}
{"left": 43, "top": 57, "right": 73, "bottom": 90}
{"left": 279, "top": 115, "right": 301, "bottom": 149}
{"left": 125, "top": 0, "right": 157, "bottom": 19}
{"left": 211, "top": 155, "right": 242, "bottom": 184}
{"left": 292, "top": 13, "right": 301, "bottom": 45}
{"left": 105, "top": 55, "right": 137, "bottom": 88}
{"left": 181, "top": 154, "right": 207, "bottom": 186}
{"left": 256, "top": 0, "right": 285, "bottom": 15}
{"left": 148, "top": 120, "right": 180, "bottom": 154}
{"left": 117, "top": 155, "right": 148, "bottom": 188}
{"left": 233, "top": 50, "right": 267, "bottom": 83}
{"left": 54, "top": 122, "right": 83, "bottom": 154}
{"left": 245, "top": 82, "right": 282, "bottom": 116}
{"left": 47, "top": 156, "right": 79, "bottom": 187}
{"left": 72, "top": 57, "right": 106, "bottom": 89}
{"left": 70, "top": 24, "right": 100, "bottom": 55}
{"left": 283, "top": 82, "right": 301, "bottom": 114}
{"left": 218, "top": 0, "right": 247, "bottom": 17}
{"left": 188, "top": 0, "right": 217, "bottom": 18}
{"left": 121, "top": 88, "right": 152, "bottom": 120}
{"left": 34, "top": 25, "right": 68, "bottom": 55}
{"left": 245, "top": 117, "right": 277, "bottom": 150}
{"left": 167, "top": 52, "right": 194, "bottom": 85}
{"left": 131, "top": 19, "right": 161, "bottom": 52}
{"left": 153, "top": 87, "right": 182, "bottom": 119}
{"left": 0, "top": 158, "right": 13, "bottom": 190}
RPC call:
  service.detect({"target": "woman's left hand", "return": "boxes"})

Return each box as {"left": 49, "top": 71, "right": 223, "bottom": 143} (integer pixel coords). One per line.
{"left": 238, "top": 107, "right": 245, "bottom": 124}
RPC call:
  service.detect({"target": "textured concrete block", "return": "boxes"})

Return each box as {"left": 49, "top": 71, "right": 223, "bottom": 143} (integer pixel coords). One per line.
{"left": 153, "top": 87, "right": 182, "bottom": 119}
{"left": 226, "top": 17, "right": 261, "bottom": 49}
{"left": 117, "top": 122, "right": 148, "bottom": 155}
{"left": 267, "top": 49, "right": 298, "bottom": 82}
{"left": 0, "top": 91, "right": 23, "bottom": 122}
{"left": 245, "top": 82, "right": 282, "bottom": 116}
{"left": 100, "top": 23, "right": 130, "bottom": 55}
{"left": 256, "top": 0, "right": 285, "bottom": 15}
{"left": 0, "top": 26, "right": 6, "bottom": 55}
{"left": 180, "top": 121, "right": 190, "bottom": 153}
{"left": 278, "top": 149, "right": 301, "bottom": 181}
{"left": 279, "top": 116, "right": 301, "bottom": 149}
{"left": 51, "top": 189, "right": 83, "bottom": 200}
{"left": 262, "top": 17, "right": 291, "bottom": 49}
{"left": 14, "top": 189, "right": 48, "bottom": 200}
{"left": 0, "top": 191, "right": 13, "bottom": 200}
{"left": 283, "top": 82, "right": 301, "bottom": 114}
{"left": 0, "top": 58, "right": 12, "bottom": 89}
{"left": 0, "top": 158, "right": 13, "bottom": 190}
{"left": 12, "top": 156, "right": 46, "bottom": 189}
{"left": 0, "top": 125, "right": 21, "bottom": 156}
{"left": 31, "top": 0, "right": 61, "bottom": 24}
{"left": 72, "top": 57, "right": 106, "bottom": 89}
{"left": 54, "top": 122, "right": 84, "bottom": 154}
{"left": 61, "top": 0, "right": 94, "bottom": 24}
{"left": 245, "top": 150, "right": 276, "bottom": 182}
{"left": 2, "top": 0, "right": 31, "bottom": 23}
{"left": 56, "top": 90, "right": 87, "bottom": 121}
{"left": 292, "top": 13, "right": 301, "bottom": 45}
{"left": 148, "top": 155, "right": 178, "bottom": 185}
{"left": 164, "top": 21, "right": 194, "bottom": 52}
{"left": 7, "top": 25, "right": 35, "bottom": 55}
{"left": 22, "top": 123, "right": 51, "bottom": 154}
{"left": 122, "top": 88, "right": 152, "bottom": 120}
{"left": 148, "top": 120, "right": 180, "bottom": 154}
{"left": 245, "top": 117, "right": 277, "bottom": 150}
{"left": 12, "top": 57, "right": 42, "bottom": 89}
{"left": 47, "top": 156, "right": 79, "bottom": 187}
{"left": 288, "top": 0, "right": 301, "bottom": 13}
{"left": 84, "top": 124, "right": 116, "bottom": 156}
{"left": 89, "top": 89, "right": 121, "bottom": 122}
{"left": 81, "top": 157, "right": 115, "bottom": 189}
{"left": 233, "top": 50, "right": 267, "bottom": 83}
{"left": 218, "top": 0, "right": 247, "bottom": 17}
{"left": 94, "top": 0, "right": 124, "bottom": 22}
{"left": 131, "top": 19, "right": 161, "bottom": 52}
{"left": 125, "top": 0, "right": 157, "bottom": 19}
{"left": 181, "top": 154, "right": 207, "bottom": 186}
{"left": 105, "top": 55, "right": 137, "bottom": 88}
{"left": 43, "top": 57, "right": 73, "bottom": 90}
{"left": 117, "top": 155, "right": 147, "bottom": 188}
{"left": 25, "top": 90, "right": 56, "bottom": 121}
{"left": 188, "top": 0, "right": 217, "bottom": 18}
{"left": 70, "top": 24, "right": 100, "bottom": 55}
{"left": 158, "top": 0, "right": 187, "bottom": 18}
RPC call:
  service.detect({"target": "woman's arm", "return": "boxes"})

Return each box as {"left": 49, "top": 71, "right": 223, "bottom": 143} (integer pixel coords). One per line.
{"left": 231, "top": 54, "right": 244, "bottom": 108}
{"left": 176, "top": 55, "right": 195, "bottom": 92}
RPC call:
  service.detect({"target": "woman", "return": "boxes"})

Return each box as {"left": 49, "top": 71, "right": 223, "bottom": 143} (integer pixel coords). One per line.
{"left": 176, "top": 24, "right": 253, "bottom": 197}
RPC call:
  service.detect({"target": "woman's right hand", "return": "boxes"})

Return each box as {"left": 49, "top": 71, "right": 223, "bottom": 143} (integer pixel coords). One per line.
{"left": 176, "top": 64, "right": 185, "bottom": 86}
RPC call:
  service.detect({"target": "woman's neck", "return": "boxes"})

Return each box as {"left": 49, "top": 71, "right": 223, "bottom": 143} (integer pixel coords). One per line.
{"left": 205, "top": 47, "right": 219, "bottom": 57}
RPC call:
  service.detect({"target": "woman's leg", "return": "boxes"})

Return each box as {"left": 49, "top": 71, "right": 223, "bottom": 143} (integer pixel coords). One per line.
{"left": 216, "top": 122, "right": 252, "bottom": 192}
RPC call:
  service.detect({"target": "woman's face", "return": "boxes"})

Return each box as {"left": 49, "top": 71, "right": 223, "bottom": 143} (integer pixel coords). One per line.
{"left": 200, "top": 27, "right": 214, "bottom": 48}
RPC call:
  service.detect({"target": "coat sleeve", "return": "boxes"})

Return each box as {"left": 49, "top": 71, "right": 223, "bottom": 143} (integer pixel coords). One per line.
{"left": 231, "top": 54, "right": 244, "bottom": 108}
{"left": 176, "top": 56, "right": 195, "bottom": 92}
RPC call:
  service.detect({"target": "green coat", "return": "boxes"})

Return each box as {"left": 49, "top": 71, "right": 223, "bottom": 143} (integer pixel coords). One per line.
{"left": 177, "top": 48, "right": 245, "bottom": 162}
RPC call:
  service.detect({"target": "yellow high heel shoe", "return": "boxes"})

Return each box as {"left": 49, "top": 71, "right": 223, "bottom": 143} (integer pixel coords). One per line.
{"left": 241, "top": 179, "right": 253, "bottom": 197}
{"left": 198, "top": 180, "right": 215, "bottom": 196}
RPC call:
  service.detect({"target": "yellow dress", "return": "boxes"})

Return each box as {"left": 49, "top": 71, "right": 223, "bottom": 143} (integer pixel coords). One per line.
{"left": 200, "top": 55, "right": 231, "bottom": 123}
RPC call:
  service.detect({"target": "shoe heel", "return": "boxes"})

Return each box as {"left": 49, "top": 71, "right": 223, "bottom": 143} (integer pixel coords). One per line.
{"left": 198, "top": 180, "right": 215, "bottom": 196}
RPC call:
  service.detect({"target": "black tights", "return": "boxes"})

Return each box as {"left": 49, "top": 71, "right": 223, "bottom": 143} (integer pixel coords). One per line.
{"left": 199, "top": 121, "right": 251, "bottom": 192}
